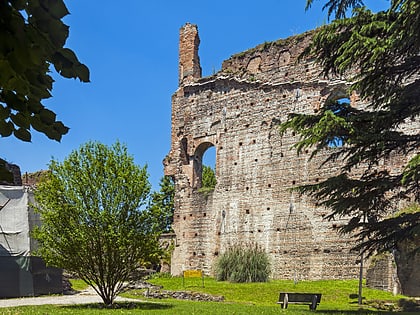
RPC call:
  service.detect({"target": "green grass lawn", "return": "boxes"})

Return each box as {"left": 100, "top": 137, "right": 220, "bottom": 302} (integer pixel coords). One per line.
{"left": 2, "top": 277, "right": 417, "bottom": 314}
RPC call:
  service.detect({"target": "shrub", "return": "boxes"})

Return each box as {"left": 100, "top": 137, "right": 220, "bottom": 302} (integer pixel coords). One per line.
{"left": 214, "top": 243, "right": 270, "bottom": 283}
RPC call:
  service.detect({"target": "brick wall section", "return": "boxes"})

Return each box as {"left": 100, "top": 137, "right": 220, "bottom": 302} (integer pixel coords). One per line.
{"left": 165, "top": 24, "right": 418, "bottom": 281}
{"left": 366, "top": 253, "right": 400, "bottom": 294}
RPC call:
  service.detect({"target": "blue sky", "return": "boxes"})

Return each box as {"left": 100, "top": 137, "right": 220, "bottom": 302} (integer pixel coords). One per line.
{"left": 2, "top": 0, "right": 388, "bottom": 190}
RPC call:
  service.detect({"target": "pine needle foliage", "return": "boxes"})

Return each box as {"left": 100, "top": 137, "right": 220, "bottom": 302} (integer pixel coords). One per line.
{"left": 214, "top": 243, "right": 270, "bottom": 283}
{"left": 281, "top": 0, "right": 420, "bottom": 256}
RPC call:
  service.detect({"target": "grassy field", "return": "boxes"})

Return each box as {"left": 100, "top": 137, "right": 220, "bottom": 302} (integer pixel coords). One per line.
{"left": 2, "top": 277, "right": 418, "bottom": 315}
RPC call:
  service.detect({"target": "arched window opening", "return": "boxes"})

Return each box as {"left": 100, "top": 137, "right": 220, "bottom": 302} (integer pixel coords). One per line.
{"left": 192, "top": 142, "right": 216, "bottom": 192}
{"left": 324, "top": 94, "right": 351, "bottom": 148}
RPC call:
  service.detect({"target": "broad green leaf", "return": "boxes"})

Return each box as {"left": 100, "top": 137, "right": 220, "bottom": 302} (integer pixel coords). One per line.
{"left": 47, "top": 0, "right": 70, "bottom": 19}
{"left": 39, "top": 108, "right": 56, "bottom": 124}
{"left": 30, "top": 114, "right": 48, "bottom": 132}
{"left": 14, "top": 127, "right": 31, "bottom": 142}
{"left": 53, "top": 121, "right": 69, "bottom": 135}
{"left": 75, "top": 64, "right": 90, "bottom": 83}
{"left": 28, "top": 99, "right": 44, "bottom": 114}
{"left": 11, "top": 112, "right": 31, "bottom": 129}
{"left": 0, "top": 106, "right": 11, "bottom": 120}
{"left": 0, "top": 120, "right": 14, "bottom": 137}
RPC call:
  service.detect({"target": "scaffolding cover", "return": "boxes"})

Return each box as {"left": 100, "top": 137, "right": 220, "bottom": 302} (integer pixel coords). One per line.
{"left": 0, "top": 186, "right": 62, "bottom": 297}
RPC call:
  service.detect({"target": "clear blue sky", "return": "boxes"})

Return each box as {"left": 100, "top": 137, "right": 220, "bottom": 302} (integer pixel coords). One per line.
{"left": 2, "top": 0, "right": 388, "bottom": 190}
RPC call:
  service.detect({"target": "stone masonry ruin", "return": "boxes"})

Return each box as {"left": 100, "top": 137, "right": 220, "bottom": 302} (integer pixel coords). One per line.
{"left": 164, "top": 23, "right": 419, "bottom": 291}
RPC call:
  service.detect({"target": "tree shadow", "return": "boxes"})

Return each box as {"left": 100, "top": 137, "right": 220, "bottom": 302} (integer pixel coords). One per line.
{"left": 63, "top": 301, "right": 173, "bottom": 310}
{"left": 318, "top": 311, "right": 386, "bottom": 314}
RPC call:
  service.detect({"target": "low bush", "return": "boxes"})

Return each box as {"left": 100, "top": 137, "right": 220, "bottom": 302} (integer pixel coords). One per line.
{"left": 214, "top": 242, "right": 270, "bottom": 282}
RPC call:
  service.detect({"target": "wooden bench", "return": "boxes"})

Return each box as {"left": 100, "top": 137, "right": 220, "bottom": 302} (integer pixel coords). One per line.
{"left": 277, "top": 292, "right": 322, "bottom": 310}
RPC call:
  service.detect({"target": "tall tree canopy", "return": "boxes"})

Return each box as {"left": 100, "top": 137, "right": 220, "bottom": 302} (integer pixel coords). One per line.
{"left": 33, "top": 141, "right": 160, "bottom": 306}
{"left": 149, "top": 175, "right": 175, "bottom": 233}
{"left": 202, "top": 165, "right": 217, "bottom": 190}
{"left": 281, "top": 0, "right": 419, "bottom": 255}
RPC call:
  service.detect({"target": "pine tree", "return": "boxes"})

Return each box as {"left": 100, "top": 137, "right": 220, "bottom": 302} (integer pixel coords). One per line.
{"left": 281, "top": 0, "right": 420, "bottom": 255}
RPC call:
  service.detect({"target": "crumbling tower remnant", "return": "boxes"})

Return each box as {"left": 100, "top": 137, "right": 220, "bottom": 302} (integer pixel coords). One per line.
{"left": 179, "top": 23, "right": 202, "bottom": 84}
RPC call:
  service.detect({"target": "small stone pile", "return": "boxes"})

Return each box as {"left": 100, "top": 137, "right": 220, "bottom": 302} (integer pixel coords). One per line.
{"left": 144, "top": 289, "right": 224, "bottom": 302}
{"left": 126, "top": 281, "right": 224, "bottom": 302}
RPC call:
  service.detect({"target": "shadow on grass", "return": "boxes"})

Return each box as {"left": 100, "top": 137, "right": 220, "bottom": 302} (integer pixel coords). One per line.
{"left": 63, "top": 301, "right": 173, "bottom": 311}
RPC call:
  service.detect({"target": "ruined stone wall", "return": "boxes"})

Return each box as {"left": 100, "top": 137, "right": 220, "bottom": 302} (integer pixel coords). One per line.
{"left": 0, "top": 160, "right": 22, "bottom": 186}
{"left": 164, "top": 24, "right": 409, "bottom": 281}
{"left": 366, "top": 253, "right": 401, "bottom": 294}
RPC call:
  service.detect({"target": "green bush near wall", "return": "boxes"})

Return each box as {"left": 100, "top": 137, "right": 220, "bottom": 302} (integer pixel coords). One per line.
{"left": 214, "top": 243, "right": 270, "bottom": 283}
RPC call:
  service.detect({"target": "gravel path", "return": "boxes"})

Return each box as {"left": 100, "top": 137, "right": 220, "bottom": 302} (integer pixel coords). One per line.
{"left": 0, "top": 287, "right": 140, "bottom": 308}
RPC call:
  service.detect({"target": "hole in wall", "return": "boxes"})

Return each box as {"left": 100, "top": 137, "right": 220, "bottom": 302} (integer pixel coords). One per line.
{"left": 195, "top": 143, "right": 216, "bottom": 190}
{"left": 246, "top": 209, "right": 250, "bottom": 214}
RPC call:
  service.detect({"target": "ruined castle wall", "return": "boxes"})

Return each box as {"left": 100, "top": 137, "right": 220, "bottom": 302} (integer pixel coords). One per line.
{"left": 165, "top": 24, "right": 366, "bottom": 279}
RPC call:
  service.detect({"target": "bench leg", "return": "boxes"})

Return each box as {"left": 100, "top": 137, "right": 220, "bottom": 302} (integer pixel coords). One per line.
{"left": 282, "top": 293, "right": 288, "bottom": 309}
{"left": 309, "top": 295, "right": 318, "bottom": 310}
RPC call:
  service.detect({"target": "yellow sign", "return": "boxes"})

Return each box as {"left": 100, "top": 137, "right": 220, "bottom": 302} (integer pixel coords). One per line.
{"left": 183, "top": 269, "right": 203, "bottom": 278}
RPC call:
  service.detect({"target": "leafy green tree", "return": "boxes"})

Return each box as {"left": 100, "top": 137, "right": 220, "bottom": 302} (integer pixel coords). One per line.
{"left": 281, "top": 0, "right": 419, "bottom": 255}
{"left": 33, "top": 141, "right": 160, "bottom": 306}
{"left": 1, "top": 0, "right": 89, "bottom": 180}
{"left": 202, "top": 165, "right": 217, "bottom": 189}
{"left": 149, "top": 175, "right": 175, "bottom": 233}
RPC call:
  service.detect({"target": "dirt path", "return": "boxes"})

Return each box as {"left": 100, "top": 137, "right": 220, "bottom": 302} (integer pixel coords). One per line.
{"left": 0, "top": 287, "right": 140, "bottom": 308}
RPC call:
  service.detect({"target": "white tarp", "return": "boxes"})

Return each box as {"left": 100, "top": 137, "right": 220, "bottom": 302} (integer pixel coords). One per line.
{"left": 0, "top": 185, "right": 62, "bottom": 297}
{"left": 0, "top": 186, "right": 31, "bottom": 257}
